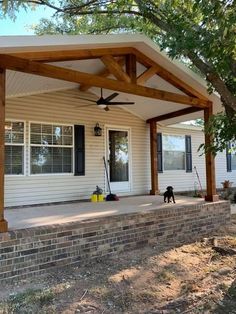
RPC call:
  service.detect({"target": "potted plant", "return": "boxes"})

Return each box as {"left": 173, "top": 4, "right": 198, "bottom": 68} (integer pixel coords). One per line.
{"left": 221, "top": 180, "right": 233, "bottom": 189}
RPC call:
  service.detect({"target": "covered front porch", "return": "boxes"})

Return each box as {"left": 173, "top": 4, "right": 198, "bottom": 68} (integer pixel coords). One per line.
{"left": 0, "top": 34, "right": 223, "bottom": 233}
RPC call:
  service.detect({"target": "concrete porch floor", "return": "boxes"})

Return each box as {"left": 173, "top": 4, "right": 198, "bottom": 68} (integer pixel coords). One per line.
{"left": 4, "top": 195, "right": 212, "bottom": 230}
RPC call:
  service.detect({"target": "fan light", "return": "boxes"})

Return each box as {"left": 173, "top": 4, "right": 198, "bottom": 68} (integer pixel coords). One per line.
{"left": 94, "top": 123, "right": 102, "bottom": 136}
{"left": 97, "top": 104, "right": 107, "bottom": 110}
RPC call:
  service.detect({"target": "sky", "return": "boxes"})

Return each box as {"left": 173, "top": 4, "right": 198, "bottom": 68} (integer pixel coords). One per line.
{"left": 0, "top": 5, "right": 54, "bottom": 35}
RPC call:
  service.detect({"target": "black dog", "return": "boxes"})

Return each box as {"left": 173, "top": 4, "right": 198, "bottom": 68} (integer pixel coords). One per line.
{"left": 164, "top": 186, "right": 175, "bottom": 203}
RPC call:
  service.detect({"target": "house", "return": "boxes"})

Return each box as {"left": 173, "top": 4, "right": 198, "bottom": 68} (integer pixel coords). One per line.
{"left": 0, "top": 34, "right": 225, "bottom": 232}
{"left": 156, "top": 123, "right": 235, "bottom": 192}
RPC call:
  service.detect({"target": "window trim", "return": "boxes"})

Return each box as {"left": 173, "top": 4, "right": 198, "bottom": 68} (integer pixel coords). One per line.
{"left": 5, "top": 119, "right": 26, "bottom": 177}
{"left": 104, "top": 124, "right": 132, "bottom": 192}
{"left": 162, "top": 133, "right": 186, "bottom": 172}
{"left": 29, "top": 121, "right": 74, "bottom": 176}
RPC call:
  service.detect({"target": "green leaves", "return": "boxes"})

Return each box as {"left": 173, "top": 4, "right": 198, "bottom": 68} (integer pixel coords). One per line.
{"left": 1, "top": 0, "right": 236, "bottom": 154}
{"left": 199, "top": 112, "right": 236, "bottom": 155}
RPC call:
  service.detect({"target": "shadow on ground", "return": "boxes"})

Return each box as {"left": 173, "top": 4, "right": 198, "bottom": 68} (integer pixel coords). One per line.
{"left": 1, "top": 218, "right": 236, "bottom": 314}
{"left": 215, "top": 279, "right": 236, "bottom": 314}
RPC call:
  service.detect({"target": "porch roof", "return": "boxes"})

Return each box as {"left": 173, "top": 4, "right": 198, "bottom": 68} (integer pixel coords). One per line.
{"left": 0, "top": 34, "right": 222, "bottom": 125}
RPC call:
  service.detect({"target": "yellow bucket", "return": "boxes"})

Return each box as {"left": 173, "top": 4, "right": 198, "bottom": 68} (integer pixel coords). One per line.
{"left": 91, "top": 194, "right": 97, "bottom": 202}
{"left": 97, "top": 194, "right": 104, "bottom": 202}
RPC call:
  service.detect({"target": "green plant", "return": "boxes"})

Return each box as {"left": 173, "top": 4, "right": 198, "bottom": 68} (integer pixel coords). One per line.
{"left": 1, "top": 288, "right": 54, "bottom": 314}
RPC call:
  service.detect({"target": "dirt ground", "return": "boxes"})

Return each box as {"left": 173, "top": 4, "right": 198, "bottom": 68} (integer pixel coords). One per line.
{"left": 0, "top": 219, "right": 236, "bottom": 314}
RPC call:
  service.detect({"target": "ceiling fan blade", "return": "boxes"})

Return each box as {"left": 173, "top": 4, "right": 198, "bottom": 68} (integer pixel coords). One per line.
{"left": 106, "top": 102, "right": 135, "bottom": 105}
{"left": 96, "top": 97, "right": 106, "bottom": 105}
{"left": 103, "top": 92, "right": 119, "bottom": 103}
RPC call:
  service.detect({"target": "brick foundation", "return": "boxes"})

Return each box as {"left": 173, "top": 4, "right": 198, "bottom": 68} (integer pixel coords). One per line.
{"left": 0, "top": 201, "right": 231, "bottom": 282}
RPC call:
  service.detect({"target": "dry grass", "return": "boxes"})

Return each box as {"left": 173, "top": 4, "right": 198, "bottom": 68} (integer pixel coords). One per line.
{"left": 0, "top": 218, "right": 236, "bottom": 313}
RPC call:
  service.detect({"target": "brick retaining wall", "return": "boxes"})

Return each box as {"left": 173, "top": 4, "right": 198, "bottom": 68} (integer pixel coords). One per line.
{"left": 0, "top": 201, "right": 231, "bottom": 282}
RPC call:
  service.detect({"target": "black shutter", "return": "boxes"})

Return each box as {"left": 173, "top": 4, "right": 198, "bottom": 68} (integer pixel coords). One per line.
{"left": 74, "top": 125, "right": 85, "bottom": 176}
{"left": 226, "top": 142, "right": 232, "bottom": 172}
{"left": 185, "top": 135, "right": 192, "bottom": 173}
{"left": 157, "top": 132, "right": 163, "bottom": 173}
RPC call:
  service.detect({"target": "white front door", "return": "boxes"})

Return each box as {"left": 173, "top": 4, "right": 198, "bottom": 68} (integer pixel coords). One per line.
{"left": 106, "top": 127, "right": 131, "bottom": 192}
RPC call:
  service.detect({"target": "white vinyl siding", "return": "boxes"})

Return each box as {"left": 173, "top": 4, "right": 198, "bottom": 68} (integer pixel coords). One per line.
{"left": 5, "top": 89, "right": 150, "bottom": 207}
{"left": 5, "top": 121, "right": 25, "bottom": 175}
{"left": 158, "top": 125, "right": 236, "bottom": 193}
{"left": 5, "top": 89, "right": 232, "bottom": 206}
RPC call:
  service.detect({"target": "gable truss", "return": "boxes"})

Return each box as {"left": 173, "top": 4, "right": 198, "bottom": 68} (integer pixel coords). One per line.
{"left": 0, "top": 46, "right": 210, "bottom": 111}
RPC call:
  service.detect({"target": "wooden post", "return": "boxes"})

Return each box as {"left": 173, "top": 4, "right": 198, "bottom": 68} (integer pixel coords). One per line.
{"left": 204, "top": 103, "right": 219, "bottom": 202}
{"left": 0, "top": 68, "right": 8, "bottom": 232}
{"left": 126, "top": 54, "right": 137, "bottom": 83}
{"left": 150, "top": 121, "right": 159, "bottom": 195}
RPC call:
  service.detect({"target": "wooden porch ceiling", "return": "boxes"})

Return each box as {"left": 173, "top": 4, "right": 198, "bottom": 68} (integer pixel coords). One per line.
{"left": 0, "top": 46, "right": 210, "bottom": 121}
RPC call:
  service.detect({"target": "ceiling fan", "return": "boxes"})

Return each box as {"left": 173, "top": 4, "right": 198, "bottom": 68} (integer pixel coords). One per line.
{"left": 75, "top": 88, "right": 135, "bottom": 111}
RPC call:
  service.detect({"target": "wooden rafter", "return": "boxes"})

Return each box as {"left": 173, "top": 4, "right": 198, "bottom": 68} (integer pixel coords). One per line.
{"left": 146, "top": 107, "right": 203, "bottom": 123}
{"left": 133, "top": 49, "right": 209, "bottom": 100}
{"left": 101, "top": 54, "right": 131, "bottom": 83}
{"left": 8, "top": 47, "right": 135, "bottom": 62}
{"left": 79, "top": 57, "right": 125, "bottom": 92}
{"left": 137, "top": 66, "right": 159, "bottom": 85}
{"left": 0, "top": 54, "right": 209, "bottom": 107}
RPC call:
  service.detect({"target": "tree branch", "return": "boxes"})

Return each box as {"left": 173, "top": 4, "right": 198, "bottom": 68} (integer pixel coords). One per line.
{"left": 65, "top": 9, "right": 142, "bottom": 17}
{"left": 22, "top": 0, "right": 64, "bottom": 13}
{"left": 187, "top": 52, "right": 236, "bottom": 113}
{"left": 134, "top": 0, "right": 169, "bottom": 32}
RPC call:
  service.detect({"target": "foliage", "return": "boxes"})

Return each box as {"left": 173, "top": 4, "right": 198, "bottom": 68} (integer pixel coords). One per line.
{"left": 1, "top": 0, "right": 236, "bottom": 153}
{"left": 1, "top": 288, "right": 54, "bottom": 313}
{"left": 198, "top": 112, "right": 236, "bottom": 155}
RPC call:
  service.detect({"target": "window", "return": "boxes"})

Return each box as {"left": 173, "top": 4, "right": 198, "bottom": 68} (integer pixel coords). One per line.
{"left": 5, "top": 121, "right": 25, "bottom": 175}
{"left": 30, "top": 123, "right": 73, "bottom": 174}
{"left": 163, "top": 135, "right": 185, "bottom": 170}
{"left": 232, "top": 153, "right": 236, "bottom": 170}
{"left": 226, "top": 142, "right": 236, "bottom": 171}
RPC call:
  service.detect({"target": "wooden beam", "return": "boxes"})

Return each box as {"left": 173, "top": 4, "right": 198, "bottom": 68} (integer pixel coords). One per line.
{"left": 101, "top": 54, "right": 131, "bottom": 83}
{"left": 8, "top": 47, "right": 135, "bottom": 62}
{"left": 79, "top": 57, "right": 125, "bottom": 91}
{"left": 204, "top": 103, "right": 219, "bottom": 202}
{"left": 133, "top": 48, "right": 209, "bottom": 100}
{"left": 126, "top": 54, "right": 137, "bottom": 83}
{"left": 146, "top": 107, "right": 203, "bottom": 123}
{"left": 0, "top": 54, "right": 209, "bottom": 107}
{"left": 0, "top": 68, "right": 8, "bottom": 233}
{"left": 150, "top": 121, "right": 159, "bottom": 195}
{"left": 9, "top": 45, "right": 209, "bottom": 101}
{"left": 137, "top": 66, "right": 159, "bottom": 85}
